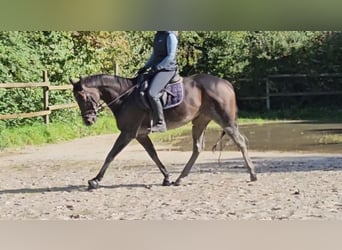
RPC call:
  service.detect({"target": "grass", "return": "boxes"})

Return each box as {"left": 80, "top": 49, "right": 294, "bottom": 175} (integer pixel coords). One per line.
{"left": 0, "top": 112, "right": 118, "bottom": 149}
{"left": 317, "top": 134, "right": 342, "bottom": 144}
{"left": 1, "top": 107, "right": 341, "bottom": 149}
{"left": 238, "top": 107, "right": 342, "bottom": 122}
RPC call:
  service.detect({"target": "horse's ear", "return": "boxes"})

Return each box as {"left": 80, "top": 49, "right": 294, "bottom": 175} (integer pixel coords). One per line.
{"left": 70, "top": 78, "right": 79, "bottom": 85}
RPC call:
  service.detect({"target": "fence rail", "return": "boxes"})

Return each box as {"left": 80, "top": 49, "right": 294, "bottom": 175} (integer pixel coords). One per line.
{"left": 0, "top": 71, "right": 76, "bottom": 124}
{"left": 1, "top": 72, "right": 342, "bottom": 124}
{"left": 238, "top": 73, "right": 342, "bottom": 110}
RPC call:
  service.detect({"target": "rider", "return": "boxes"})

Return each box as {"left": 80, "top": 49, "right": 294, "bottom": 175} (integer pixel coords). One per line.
{"left": 138, "top": 31, "right": 179, "bottom": 133}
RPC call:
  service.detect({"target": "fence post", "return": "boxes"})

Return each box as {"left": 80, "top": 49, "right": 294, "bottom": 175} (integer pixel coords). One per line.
{"left": 43, "top": 70, "right": 50, "bottom": 124}
{"left": 266, "top": 78, "right": 270, "bottom": 110}
{"left": 114, "top": 61, "right": 119, "bottom": 75}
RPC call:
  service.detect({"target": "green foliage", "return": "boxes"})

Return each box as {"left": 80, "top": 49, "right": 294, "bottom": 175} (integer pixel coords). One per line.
{"left": 245, "top": 31, "right": 324, "bottom": 76}
{"left": 196, "top": 31, "right": 250, "bottom": 78}
{"left": 1, "top": 31, "right": 341, "bottom": 131}
{"left": 0, "top": 31, "right": 43, "bottom": 82}
{"left": 177, "top": 31, "right": 204, "bottom": 75}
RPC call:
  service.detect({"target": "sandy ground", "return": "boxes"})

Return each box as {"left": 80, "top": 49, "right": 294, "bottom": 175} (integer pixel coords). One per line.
{"left": 0, "top": 134, "right": 341, "bottom": 220}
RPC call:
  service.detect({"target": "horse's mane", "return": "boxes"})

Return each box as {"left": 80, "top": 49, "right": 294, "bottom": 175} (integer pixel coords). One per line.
{"left": 82, "top": 74, "right": 136, "bottom": 88}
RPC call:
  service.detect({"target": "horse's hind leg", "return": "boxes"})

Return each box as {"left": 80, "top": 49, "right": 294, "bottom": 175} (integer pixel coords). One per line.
{"left": 224, "top": 124, "right": 257, "bottom": 181}
{"left": 174, "top": 117, "right": 210, "bottom": 186}
{"left": 136, "top": 135, "right": 171, "bottom": 186}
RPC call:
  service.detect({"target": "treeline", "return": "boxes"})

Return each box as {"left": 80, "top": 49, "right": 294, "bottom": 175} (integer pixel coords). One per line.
{"left": 1, "top": 31, "right": 342, "bottom": 127}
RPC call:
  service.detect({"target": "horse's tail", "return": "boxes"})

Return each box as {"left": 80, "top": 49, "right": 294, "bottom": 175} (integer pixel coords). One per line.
{"left": 211, "top": 130, "right": 236, "bottom": 152}
{"left": 211, "top": 127, "right": 249, "bottom": 152}
{"left": 211, "top": 130, "right": 226, "bottom": 152}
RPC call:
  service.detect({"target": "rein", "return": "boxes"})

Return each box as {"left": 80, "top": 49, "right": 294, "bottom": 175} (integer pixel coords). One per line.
{"left": 95, "top": 84, "right": 138, "bottom": 113}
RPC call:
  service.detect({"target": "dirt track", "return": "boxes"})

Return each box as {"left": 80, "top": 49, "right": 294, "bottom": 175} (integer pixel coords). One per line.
{"left": 0, "top": 134, "right": 341, "bottom": 220}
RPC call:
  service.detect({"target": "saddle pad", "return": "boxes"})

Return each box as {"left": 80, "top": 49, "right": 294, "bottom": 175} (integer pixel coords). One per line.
{"left": 162, "top": 81, "right": 184, "bottom": 109}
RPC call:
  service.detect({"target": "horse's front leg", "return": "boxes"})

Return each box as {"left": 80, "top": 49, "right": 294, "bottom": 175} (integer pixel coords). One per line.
{"left": 136, "top": 135, "right": 171, "bottom": 186}
{"left": 88, "top": 132, "right": 133, "bottom": 190}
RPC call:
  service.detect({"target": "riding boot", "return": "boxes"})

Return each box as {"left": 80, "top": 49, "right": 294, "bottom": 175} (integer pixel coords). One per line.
{"left": 149, "top": 96, "right": 167, "bottom": 133}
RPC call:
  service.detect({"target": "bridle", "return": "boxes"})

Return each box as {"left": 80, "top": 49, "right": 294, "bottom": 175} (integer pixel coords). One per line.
{"left": 80, "top": 92, "right": 101, "bottom": 119}
{"left": 81, "top": 84, "right": 138, "bottom": 117}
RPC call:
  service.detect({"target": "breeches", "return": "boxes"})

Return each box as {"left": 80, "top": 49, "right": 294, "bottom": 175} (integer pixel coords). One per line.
{"left": 148, "top": 70, "right": 176, "bottom": 98}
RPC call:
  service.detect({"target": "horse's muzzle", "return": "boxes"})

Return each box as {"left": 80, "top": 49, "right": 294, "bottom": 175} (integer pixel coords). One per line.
{"left": 83, "top": 113, "right": 97, "bottom": 126}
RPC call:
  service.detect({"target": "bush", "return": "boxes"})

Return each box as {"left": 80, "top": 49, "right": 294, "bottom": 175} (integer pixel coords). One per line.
{"left": 1, "top": 31, "right": 341, "bottom": 129}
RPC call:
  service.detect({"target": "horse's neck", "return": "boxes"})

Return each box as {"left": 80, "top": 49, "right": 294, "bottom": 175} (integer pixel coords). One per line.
{"left": 97, "top": 75, "right": 135, "bottom": 104}
{"left": 101, "top": 75, "right": 134, "bottom": 91}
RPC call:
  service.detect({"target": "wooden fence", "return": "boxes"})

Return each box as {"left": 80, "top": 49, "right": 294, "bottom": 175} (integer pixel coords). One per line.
{"left": 1, "top": 72, "right": 342, "bottom": 124}
{"left": 0, "top": 71, "right": 77, "bottom": 124}
{"left": 238, "top": 73, "right": 342, "bottom": 110}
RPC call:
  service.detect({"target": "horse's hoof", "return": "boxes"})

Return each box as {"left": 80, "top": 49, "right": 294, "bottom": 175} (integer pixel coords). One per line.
{"left": 250, "top": 174, "right": 257, "bottom": 182}
{"left": 88, "top": 179, "right": 99, "bottom": 190}
{"left": 173, "top": 179, "right": 182, "bottom": 186}
{"left": 162, "top": 179, "right": 171, "bottom": 186}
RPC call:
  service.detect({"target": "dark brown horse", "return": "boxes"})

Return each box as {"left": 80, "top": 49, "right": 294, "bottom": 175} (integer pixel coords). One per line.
{"left": 71, "top": 73, "right": 257, "bottom": 189}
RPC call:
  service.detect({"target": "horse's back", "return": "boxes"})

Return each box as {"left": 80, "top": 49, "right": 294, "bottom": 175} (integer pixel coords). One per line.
{"left": 185, "top": 73, "right": 235, "bottom": 98}
{"left": 185, "top": 73, "right": 233, "bottom": 88}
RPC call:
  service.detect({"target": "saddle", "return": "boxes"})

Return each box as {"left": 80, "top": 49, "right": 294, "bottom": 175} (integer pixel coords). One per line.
{"left": 137, "top": 73, "right": 184, "bottom": 110}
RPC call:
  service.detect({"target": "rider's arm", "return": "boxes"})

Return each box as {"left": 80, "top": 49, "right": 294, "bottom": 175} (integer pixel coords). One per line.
{"left": 156, "top": 33, "right": 178, "bottom": 71}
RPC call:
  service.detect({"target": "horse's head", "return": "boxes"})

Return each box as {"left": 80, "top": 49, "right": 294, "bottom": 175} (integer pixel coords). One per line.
{"left": 70, "top": 77, "right": 101, "bottom": 126}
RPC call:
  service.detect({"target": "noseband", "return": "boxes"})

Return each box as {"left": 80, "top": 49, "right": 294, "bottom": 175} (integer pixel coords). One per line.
{"left": 81, "top": 92, "right": 101, "bottom": 119}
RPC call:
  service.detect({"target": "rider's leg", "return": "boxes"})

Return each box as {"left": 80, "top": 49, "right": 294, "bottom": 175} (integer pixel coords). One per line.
{"left": 148, "top": 70, "right": 175, "bottom": 132}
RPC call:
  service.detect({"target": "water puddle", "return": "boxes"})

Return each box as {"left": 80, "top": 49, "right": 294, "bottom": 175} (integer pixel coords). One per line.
{"left": 172, "top": 122, "right": 342, "bottom": 154}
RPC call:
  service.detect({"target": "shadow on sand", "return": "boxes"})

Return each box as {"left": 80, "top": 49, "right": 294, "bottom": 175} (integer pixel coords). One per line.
{"left": 0, "top": 183, "right": 161, "bottom": 195}
{"left": 190, "top": 154, "right": 342, "bottom": 175}
{"left": 0, "top": 154, "right": 340, "bottom": 195}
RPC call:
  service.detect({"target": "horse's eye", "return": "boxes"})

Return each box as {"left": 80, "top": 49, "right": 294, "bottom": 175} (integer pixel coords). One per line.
{"left": 78, "top": 91, "right": 87, "bottom": 100}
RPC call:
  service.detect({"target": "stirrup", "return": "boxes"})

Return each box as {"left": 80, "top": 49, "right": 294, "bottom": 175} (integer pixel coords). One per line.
{"left": 149, "top": 122, "right": 167, "bottom": 133}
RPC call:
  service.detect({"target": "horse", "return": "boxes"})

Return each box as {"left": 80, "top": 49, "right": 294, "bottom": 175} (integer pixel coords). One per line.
{"left": 71, "top": 73, "right": 257, "bottom": 190}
